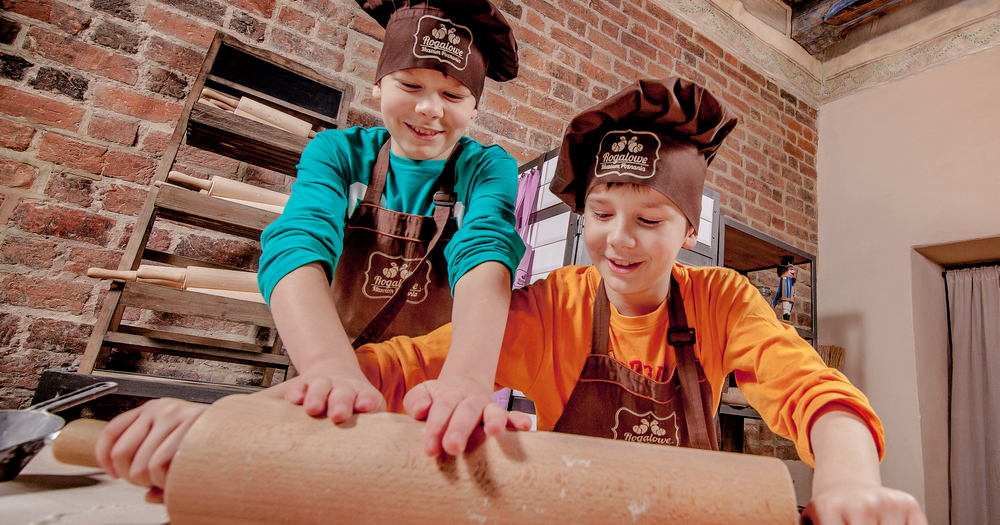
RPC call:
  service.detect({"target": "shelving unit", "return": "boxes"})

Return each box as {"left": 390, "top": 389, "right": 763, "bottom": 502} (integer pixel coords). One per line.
{"left": 33, "top": 33, "right": 352, "bottom": 405}
{"left": 715, "top": 215, "right": 818, "bottom": 453}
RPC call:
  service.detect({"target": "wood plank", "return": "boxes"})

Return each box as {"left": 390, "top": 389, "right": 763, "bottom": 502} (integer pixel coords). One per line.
{"left": 142, "top": 250, "right": 248, "bottom": 272}
{"left": 154, "top": 183, "right": 279, "bottom": 239}
{"left": 119, "top": 280, "right": 275, "bottom": 327}
{"left": 103, "top": 331, "right": 290, "bottom": 368}
{"left": 117, "top": 325, "right": 269, "bottom": 354}
{"left": 187, "top": 103, "right": 309, "bottom": 175}
{"left": 33, "top": 368, "right": 262, "bottom": 406}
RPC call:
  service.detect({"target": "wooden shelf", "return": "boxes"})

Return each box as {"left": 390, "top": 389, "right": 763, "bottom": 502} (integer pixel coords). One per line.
{"left": 717, "top": 216, "right": 817, "bottom": 345}
{"left": 186, "top": 103, "right": 310, "bottom": 176}
{"left": 153, "top": 183, "right": 279, "bottom": 240}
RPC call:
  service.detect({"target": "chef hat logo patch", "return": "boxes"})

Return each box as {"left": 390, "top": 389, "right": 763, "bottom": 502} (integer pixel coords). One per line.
{"left": 594, "top": 130, "right": 661, "bottom": 180}
{"left": 413, "top": 15, "right": 472, "bottom": 71}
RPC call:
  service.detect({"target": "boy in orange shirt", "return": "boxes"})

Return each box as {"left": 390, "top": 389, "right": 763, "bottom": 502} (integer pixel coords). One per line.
{"left": 97, "top": 78, "right": 925, "bottom": 523}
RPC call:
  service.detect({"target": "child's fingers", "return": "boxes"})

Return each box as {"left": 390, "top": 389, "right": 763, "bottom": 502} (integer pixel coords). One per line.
{"left": 95, "top": 408, "right": 143, "bottom": 477}
{"left": 107, "top": 414, "right": 155, "bottom": 487}
{"left": 326, "top": 384, "right": 358, "bottom": 423}
{"left": 301, "top": 378, "right": 334, "bottom": 416}
{"left": 506, "top": 411, "right": 533, "bottom": 431}
{"left": 422, "top": 390, "right": 462, "bottom": 456}
{"left": 440, "top": 398, "right": 488, "bottom": 455}
{"left": 127, "top": 416, "right": 183, "bottom": 488}
{"left": 146, "top": 410, "right": 201, "bottom": 490}
{"left": 402, "top": 384, "right": 433, "bottom": 421}
{"left": 353, "top": 388, "right": 386, "bottom": 414}
{"left": 282, "top": 380, "right": 308, "bottom": 405}
{"left": 481, "top": 402, "right": 509, "bottom": 436}
{"left": 144, "top": 487, "right": 165, "bottom": 505}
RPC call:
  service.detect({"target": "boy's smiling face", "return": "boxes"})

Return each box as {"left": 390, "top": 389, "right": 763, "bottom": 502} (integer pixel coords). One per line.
{"left": 584, "top": 183, "right": 698, "bottom": 316}
{"left": 373, "top": 68, "right": 478, "bottom": 161}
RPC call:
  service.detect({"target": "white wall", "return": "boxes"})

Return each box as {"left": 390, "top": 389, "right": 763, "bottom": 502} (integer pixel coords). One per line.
{"left": 818, "top": 44, "right": 1000, "bottom": 523}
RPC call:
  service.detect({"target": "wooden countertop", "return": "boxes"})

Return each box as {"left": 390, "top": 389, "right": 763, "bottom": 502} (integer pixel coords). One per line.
{"left": 0, "top": 445, "right": 168, "bottom": 525}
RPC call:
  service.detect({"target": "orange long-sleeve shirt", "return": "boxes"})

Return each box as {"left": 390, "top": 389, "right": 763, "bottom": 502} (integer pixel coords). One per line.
{"left": 357, "top": 263, "right": 885, "bottom": 466}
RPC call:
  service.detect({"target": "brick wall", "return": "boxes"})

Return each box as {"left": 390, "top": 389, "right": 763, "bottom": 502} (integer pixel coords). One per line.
{"left": 0, "top": 0, "right": 819, "bottom": 456}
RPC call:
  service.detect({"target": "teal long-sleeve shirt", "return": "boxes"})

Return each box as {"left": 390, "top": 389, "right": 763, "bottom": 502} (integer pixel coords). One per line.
{"left": 258, "top": 127, "right": 525, "bottom": 304}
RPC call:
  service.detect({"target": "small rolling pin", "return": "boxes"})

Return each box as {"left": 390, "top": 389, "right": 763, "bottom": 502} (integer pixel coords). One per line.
{"left": 53, "top": 396, "right": 798, "bottom": 524}
{"left": 200, "top": 87, "right": 316, "bottom": 138}
{"left": 167, "top": 171, "right": 288, "bottom": 210}
{"left": 87, "top": 266, "right": 264, "bottom": 304}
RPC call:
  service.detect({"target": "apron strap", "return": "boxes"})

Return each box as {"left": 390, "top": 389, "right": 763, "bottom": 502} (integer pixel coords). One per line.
{"left": 667, "top": 277, "right": 719, "bottom": 451}
{"left": 351, "top": 144, "right": 462, "bottom": 348}
{"left": 363, "top": 141, "right": 392, "bottom": 205}
{"left": 591, "top": 281, "right": 611, "bottom": 356}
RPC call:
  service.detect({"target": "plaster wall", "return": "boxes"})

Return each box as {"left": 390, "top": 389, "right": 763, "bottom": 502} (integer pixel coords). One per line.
{"left": 817, "top": 43, "right": 1000, "bottom": 523}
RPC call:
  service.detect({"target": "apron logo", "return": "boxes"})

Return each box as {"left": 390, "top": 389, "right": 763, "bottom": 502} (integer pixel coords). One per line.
{"left": 611, "top": 407, "right": 679, "bottom": 446}
{"left": 363, "top": 252, "right": 432, "bottom": 304}
{"left": 413, "top": 15, "right": 472, "bottom": 71}
{"left": 594, "top": 130, "right": 661, "bottom": 180}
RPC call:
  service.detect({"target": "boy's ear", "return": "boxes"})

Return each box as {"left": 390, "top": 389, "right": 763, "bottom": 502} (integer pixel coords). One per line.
{"left": 372, "top": 82, "right": 382, "bottom": 101}
{"left": 682, "top": 225, "right": 698, "bottom": 250}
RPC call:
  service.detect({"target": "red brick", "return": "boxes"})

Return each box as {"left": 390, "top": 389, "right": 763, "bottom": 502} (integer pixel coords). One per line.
{"left": 551, "top": 26, "right": 592, "bottom": 59}
{"left": 0, "top": 236, "right": 58, "bottom": 269}
{"left": 349, "top": 14, "right": 385, "bottom": 40}
{"left": 0, "top": 86, "right": 84, "bottom": 131}
{"left": 646, "top": 1, "right": 678, "bottom": 29}
{"left": 222, "top": 0, "right": 275, "bottom": 17}
{"left": 475, "top": 113, "right": 528, "bottom": 142}
{"left": 5, "top": 0, "right": 54, "bottom": 23}
{"left": 698, "top": 61, "right": 728, "bottom": 91}
{"left": 760, "top": 195, "right": 785, "bottom": 216}
{"left": 174, "top": 144, "right": 242, "bottom": 174}
{"left": 101, "top": 150, "right": 157, "bottom": 184}
{"left": 37, "top": 133, "right": 106, "bottom": 174}
{"left": 50, "top": 1, "right": 92, "bottom": 35}
{"left": 694, "top": 33, "right": 724, "bottom": 59}
{"left": 0, "top": 118, "right": 35, "bottom": 151}
{"left": 24, "top": 318, "right": 92, "bottom": 353}
{"left": 45, "top": 172, "right": 95, "bottom": 207}
{"left": 514, "top": 105, "right": 564, "bottom": 135}
{"left": 350, "top": 39, "right": 381, "bottom": 65}
{"left": 546, "top": 62, "right": 588, "bottom": 92}
{"left": 579, "top": 59, "right": 618, "bottom": 90}
{"left": 102, "top": 183, "right": 147, "bottom": 215}
{"left": 140, "top": 130, "right": 173, "bottom": 156}
{"left": 589, "top": 0, "right": 627, "bottom": 27}
{"left": 11, "top": 202, "right": 115, "bottom": 246}
{"left": 714, "top": 174, "right": 745, "bottom": 199}
{"left": 621, "top": 31, "right": 656, "bottom": 59}
{"left": 676, "top": 34, "right": 704, "bottom": 59}
{"left": 0, "top": 159, "right": 37, "bottom": 189}
{"left": 270, "top": 28, "right": 344, "bottom": 71}
{"left": 94, "top": 85, "right": 183, "bottom": 124}
{"left": 146, "top": 36, "right": 204, "bottom": 77}
{"left": 64, "top": 246, "right": 123, "bottom": 274}
{"left": 513, "top": 24, "right": 557, "bottom": 55}
{"left": 24, "top": 27, "right": 139, "bottom": 85}
{"left": 524, "top": 0, "right": 565, "bottom": 23}
{"left": 175, "top": 234, "right": 261, "bottom": 269}
{"left": 279, "top": 6, "right": 316, "bottom": 33}
{"left": 141, "top": 8, "right": 208, "bottom": 47}
{"left": 88, "top": 114, "right": 139, "bottom": 145}
{"left": 0, "top": 273, "right": 92, "bottom": 315}
{"left": 622, "top": 1, "right": 658, "bottom": 32}
{"left": 783, "top": 141, "right": 804, "bottom": 162}
{"left": 673, "top": 61, "right": 705, "bottom": 86}
{"left": 347, "top": 59, "right": 376, "bottom": 83}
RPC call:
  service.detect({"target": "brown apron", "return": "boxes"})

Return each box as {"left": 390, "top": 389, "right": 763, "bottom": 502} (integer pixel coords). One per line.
{"left": 332, "top": 141, "right": 460, "bottom": 348}
{"left": 552, "top": 277, "right": 719, "bottom": 450}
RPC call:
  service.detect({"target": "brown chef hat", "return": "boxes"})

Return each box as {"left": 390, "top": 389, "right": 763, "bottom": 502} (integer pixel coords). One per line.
{"left": 356, "top": 0, "right": 518, "bottom": 101}
{"left": 550, "top": 77, "right": 737, "bottom": 233}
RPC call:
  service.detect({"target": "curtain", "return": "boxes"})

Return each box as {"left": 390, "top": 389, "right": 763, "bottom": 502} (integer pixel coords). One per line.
{"left": 947, "top": 265, "right": 1000, "bottom": 525}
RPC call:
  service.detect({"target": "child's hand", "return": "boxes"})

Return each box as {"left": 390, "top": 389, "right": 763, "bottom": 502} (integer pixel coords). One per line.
{"left": 403, "top": 377, "right": 533, "bottom": 456}
{"left": 281, "top": 359, "right": 387, "bottom": 422}
{"left": 95, "top": 398, "right": 208, "bottom": 503}
{"left": 801, "top": 482, "right": 927, "bottom": 524}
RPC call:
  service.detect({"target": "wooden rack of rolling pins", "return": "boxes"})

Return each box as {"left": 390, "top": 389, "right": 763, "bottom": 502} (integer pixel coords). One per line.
{"left": 38, "top": 32, "right": 352, "bottom": 405}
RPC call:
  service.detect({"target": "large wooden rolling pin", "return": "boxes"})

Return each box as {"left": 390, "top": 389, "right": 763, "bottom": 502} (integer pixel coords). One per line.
{"left": 54, "top": 395, "right": 798, "bottom": 524}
